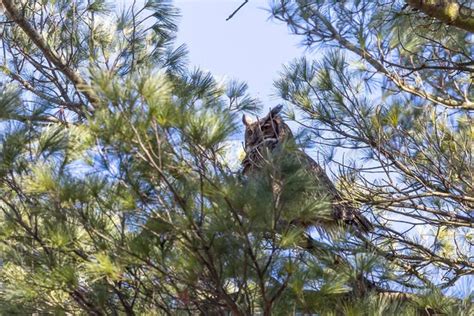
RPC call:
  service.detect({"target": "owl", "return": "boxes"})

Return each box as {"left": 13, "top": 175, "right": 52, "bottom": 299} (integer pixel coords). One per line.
{"left": 241, "top": 105, "right": 372, "bottom": 233}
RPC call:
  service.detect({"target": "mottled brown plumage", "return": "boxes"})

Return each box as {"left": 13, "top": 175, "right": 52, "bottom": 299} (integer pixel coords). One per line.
{"left": 242, "top": 105, "right": 372, "bottom": 233}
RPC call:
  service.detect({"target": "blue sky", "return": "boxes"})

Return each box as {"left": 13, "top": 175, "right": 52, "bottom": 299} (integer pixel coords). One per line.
{"left": 173, "top": 0, "right": 309, "bottom": 167}
{"left": 174, "top": 0, "right": 305, "bottom": 108}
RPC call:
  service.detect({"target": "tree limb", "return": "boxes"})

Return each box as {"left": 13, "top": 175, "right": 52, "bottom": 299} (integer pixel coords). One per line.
{"left": 406, "top": 0, "right": 474, "bottom": 33}
{"left": 2, "top": 0, "right": 100, "bottom": 110}
{"left": 309, "top": 8, "right": 474, "bottom": 110}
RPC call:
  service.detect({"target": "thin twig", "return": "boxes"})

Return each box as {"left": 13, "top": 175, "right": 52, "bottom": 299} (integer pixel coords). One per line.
{"left": 226, "top": 0, "right": 249, "bottom": 21}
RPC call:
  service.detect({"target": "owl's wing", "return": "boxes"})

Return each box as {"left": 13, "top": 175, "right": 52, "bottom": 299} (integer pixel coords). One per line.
{"left": 300, "top": 152, "right": 373, "bottom": 233}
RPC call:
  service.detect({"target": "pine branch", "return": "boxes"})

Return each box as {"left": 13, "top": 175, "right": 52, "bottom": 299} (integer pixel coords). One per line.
{"left": 2, "top": 68, "right": 85, "bottom": 112}
{"left": 308, "top": 8, "right": 474, "bottom": 110}
{"left": 2, "top": 0, "right": 100, "bottom": 110}
{"left": 406, "top": 0, "right": 474, "bottom": 33}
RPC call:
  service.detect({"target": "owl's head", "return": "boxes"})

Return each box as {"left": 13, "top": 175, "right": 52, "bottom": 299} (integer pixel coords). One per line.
{"left": 241, "top": 105, "right": 292, "bottom": 174}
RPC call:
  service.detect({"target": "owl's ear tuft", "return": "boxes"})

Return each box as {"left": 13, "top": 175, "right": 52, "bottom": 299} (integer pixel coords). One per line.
{"left": 242, "top": 114, "right": 253, "bottom": 126}
{"left": 270, "top": 104, "right": 283, "bottom": 116}
{"left": 262, "top": 105, "right": 284, "bottom": 122}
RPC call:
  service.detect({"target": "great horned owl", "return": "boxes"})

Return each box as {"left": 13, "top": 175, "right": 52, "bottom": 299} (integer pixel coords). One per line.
{"left": 241, "top": 105, "right": 372, "bottom": 233}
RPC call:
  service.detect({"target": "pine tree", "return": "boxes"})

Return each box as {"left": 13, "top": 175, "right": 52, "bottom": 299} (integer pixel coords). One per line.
{"left": 0, "top": 0, "right": 471, "bottom": 314}
{"left": 269, "top": 0, "right": 473, "bottom": 310}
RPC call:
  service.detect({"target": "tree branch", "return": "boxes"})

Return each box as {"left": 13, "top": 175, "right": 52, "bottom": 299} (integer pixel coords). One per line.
{"left": 309, "top": 8, "right": 474, "bottom": 110}
{"left": 406, "top": 0, "right": 474, "bottom": 33}
{"left": 2, "top": 0, "right": 100, "bottom": 110}
{"left": 226, "top": 0, "right": 249, "bottom": 21}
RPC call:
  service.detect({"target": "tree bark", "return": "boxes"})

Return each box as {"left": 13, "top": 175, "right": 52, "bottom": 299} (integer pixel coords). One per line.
{"left": 406, "top": 0, "right": 474, "bottom": 33}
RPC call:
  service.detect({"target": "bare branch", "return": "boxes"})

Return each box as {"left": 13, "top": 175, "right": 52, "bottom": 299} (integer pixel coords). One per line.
{"left": 226, "top": 0, "right": 249, "bottom": 21}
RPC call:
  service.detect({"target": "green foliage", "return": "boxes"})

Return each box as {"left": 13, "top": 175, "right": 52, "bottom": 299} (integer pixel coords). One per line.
{"left": 0, "top": 0, "right": 471, "bottom": 314}
{"left": 271, "top": 0, "right": 473, "bottom": 310}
